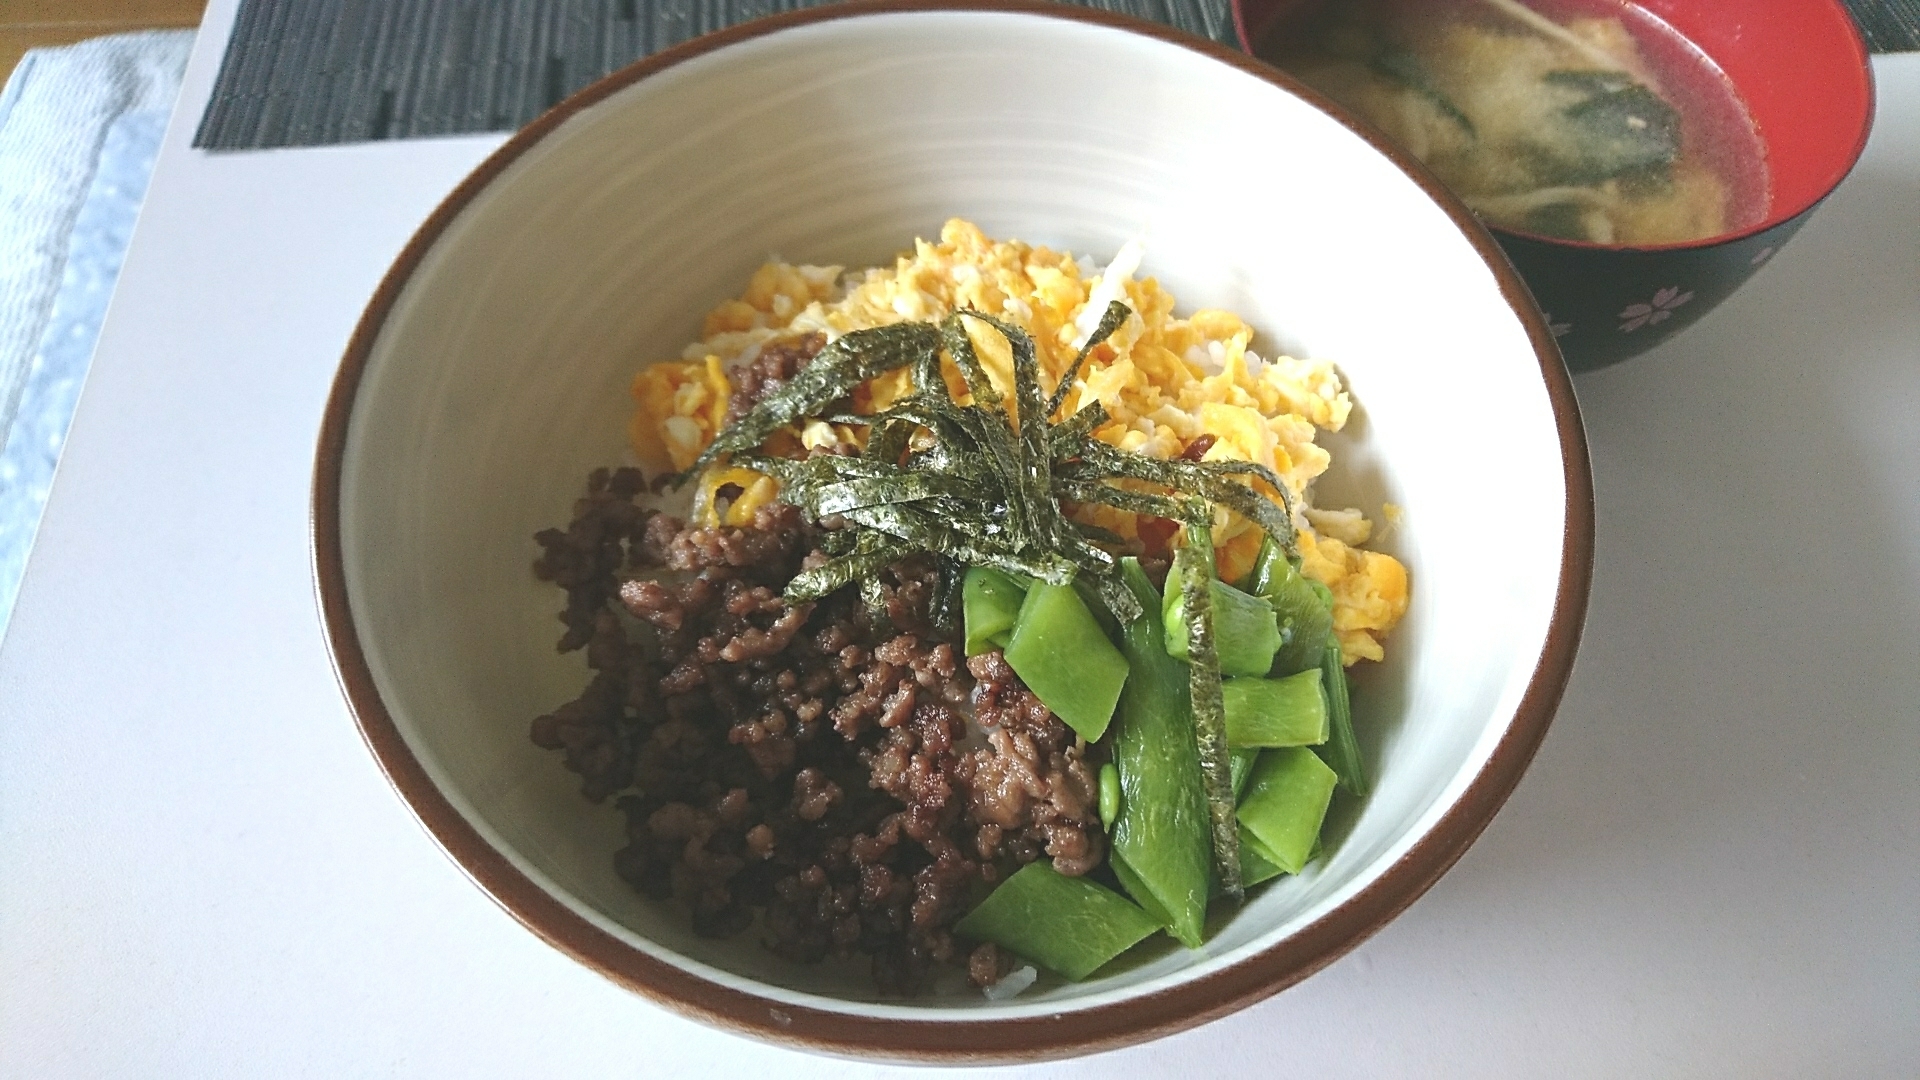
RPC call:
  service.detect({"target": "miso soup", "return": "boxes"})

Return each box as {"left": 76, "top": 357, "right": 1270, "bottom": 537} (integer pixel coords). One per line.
{"left": 1257, "top": 0, "right": 1770, "bottom": 246}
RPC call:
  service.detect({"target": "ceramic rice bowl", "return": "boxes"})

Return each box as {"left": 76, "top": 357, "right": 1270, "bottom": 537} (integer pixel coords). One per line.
{"left": 313, "top": 0, "right": 1592, "bottom": 1062}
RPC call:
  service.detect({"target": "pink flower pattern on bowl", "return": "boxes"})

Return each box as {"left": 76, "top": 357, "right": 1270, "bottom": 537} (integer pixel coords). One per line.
{"left": 1619, "top": 286, "right": 1695, "bottom": 332}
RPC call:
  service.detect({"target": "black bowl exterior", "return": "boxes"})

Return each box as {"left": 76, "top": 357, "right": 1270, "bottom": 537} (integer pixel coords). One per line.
{"left": 1491, "top": 194, "right": 1823, "bottom": 374}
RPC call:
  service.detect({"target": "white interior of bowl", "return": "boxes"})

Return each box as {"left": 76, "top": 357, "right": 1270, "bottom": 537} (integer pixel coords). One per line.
{"left": 337, "top": 9, "right": 1568, "bottom": 1018}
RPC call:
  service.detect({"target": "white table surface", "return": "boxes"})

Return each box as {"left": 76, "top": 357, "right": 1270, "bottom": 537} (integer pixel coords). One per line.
{"left": 4, "top": 1, "right": 1916, "bottom": 1074}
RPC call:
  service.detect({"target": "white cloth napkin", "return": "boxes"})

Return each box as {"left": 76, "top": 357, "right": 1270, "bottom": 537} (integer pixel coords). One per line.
{"left": 0, "top": 30, "right": 193, "bottom": 635}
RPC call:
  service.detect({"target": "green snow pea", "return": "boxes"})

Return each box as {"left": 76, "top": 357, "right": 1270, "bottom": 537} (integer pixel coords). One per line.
{"left": 1316, "top": 634, "right": 1367, "bottom": 795}
{"left": 1230, "top": 747, "right": 1260, "bottom": 801}
{"left": 1246, "top": 538, "right": 1333, "bottom": 677}
{"left": 1223, "top": 669, "right": 1328, "bottom": 748}
{"left": 1108, "top": 848, "right": 1175, "bottom": 930}
{"left": 1162, "top": 548, "right": 1283, "bottom": 677}
{"left": 1002, "top": 579, "right": 1128, "bottom": 741}
{"left": 954, "top": 862, "right": 1160, "bottom": 981}
{"left": 963, "top": 564, "right": 1029, "bottom": 656}
{"left": 1106, "top": 558, "right": 1212, "bottom": 948}
{"left": 1236, "top": 747, "right": 1338, "bottom": 875}
{"left": 1238, "top": 824, "right": 1287, "bottom": 887}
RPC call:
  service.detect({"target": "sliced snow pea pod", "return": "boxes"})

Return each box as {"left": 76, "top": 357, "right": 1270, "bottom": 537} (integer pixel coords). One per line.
{"left": 1211, "top": 824, "right": 1289, "bottom": 895}
{"left": 1045, "top": 301, "right": 1130, "bottom": 419}
{"left": 1241, "top": 534, "right": 1285, "bottom": 596}
{"left": 1223, "top": 669, "right": 1328, "bottom": 748}
{"left": 1211, "top": 825, "right": 1289, "bottom": 893}
{"left": 1108, "top": 848, "right": 1176, "bottom": 931}
{"left": 963, "top": 565, "right": 1029, "bottom": 656}
{"left": 1107, "top": 558, "right": 1211, "bottom": 948}
{"left": 1162, "top": 550, "right": 1283, "bottom": 677}
{"left": 953, "top": 862, "right": 1160, "bottom": 981}
{"left": 1003, "top": 580, "right": 1128, "bottom": 741}
{"left": 1317, "top": 634, "right": 1368, "bottom": 795}
{"left": 1237, "top": 747, "right": 1338, "bottom": 875}
{"left": 1238, "top": 824, "right": 1287, "bottom": 887}
{"left": 1238, "top": 821, "right": 1288, "bottom": 868}
{"left": 1230, "top": 747, "right": 1260, "bottom": 801}
{"left": 1247, "top": 537, "right": 1333, "bottom": 677}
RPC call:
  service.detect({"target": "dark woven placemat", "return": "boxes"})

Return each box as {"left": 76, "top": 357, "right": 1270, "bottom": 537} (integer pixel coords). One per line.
{"left": 191, "top": 0, "right": 1916, "bottom": 151}
{"left": 190, "top": 0, "right": 1236, "bottom": 149}
{"left": 1851, "top": 0, "right": 1920, "bottom": 49}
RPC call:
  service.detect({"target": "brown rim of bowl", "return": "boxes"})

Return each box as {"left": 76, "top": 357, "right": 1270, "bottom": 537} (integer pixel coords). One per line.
{"left": 311, "top": 0, "right": 1594, "bottom": 1063}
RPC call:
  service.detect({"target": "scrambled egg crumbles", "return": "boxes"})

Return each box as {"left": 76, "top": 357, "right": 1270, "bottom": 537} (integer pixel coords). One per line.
{"left": 629, "top": 219, "right": 1408, "bottom": 664}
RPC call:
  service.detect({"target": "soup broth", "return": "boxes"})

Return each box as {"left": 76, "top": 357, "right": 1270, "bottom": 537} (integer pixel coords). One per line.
{"left": 1257, "top": 0, "right": 1770, "bottom": 246}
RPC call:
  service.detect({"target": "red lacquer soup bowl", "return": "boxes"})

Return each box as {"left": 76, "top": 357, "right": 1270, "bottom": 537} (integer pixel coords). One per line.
{"left": 1235, "top": 0, "right": 1875, "bottom": 372}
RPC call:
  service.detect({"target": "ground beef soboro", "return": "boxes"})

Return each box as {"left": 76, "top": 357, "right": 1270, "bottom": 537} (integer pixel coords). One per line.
{"left": 724, "top": 333, "right": 827, "bottom": 424}
{"left": 530, "top": 469, "right": 1106, "bottom": 993}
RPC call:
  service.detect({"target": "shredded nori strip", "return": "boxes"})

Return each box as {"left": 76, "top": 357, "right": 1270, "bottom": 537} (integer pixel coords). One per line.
{"left": 786, "top": 536, "right": 918, "bottom": 602}
{"left": 977, "top": 310, "right": 1065, "bottom": 554}
{"left": 941, "top": 313, "right": 1002, "bottom": 408}
{"left": 930, "top": 553, "right": 964, "bottom": 638}
{"left": 680, "top": 321, "right": 941, "bottom": 482}
{"left": 865, "top": 415, "right": 917, "bottom": 466}
{"left": 1046, "top": 301, "right": 1131, "bottom": 420}
{"left": 1071, "top": 520, "right": 1129, "bottom": 548}
{"left": 1049, "top": 400, "right": 1111, "bottom": 452}
{"left": 1176, "top": 523, "right": 1243, "bottom": 900}
{"left": 804, "top": 473, "right": 992, "bottom": 516}
{"left": 1060, "top": 442, "right": 1299, "bottom": 561}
